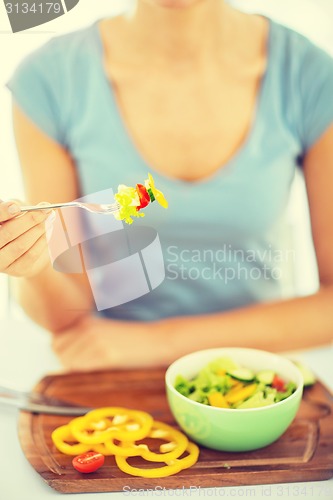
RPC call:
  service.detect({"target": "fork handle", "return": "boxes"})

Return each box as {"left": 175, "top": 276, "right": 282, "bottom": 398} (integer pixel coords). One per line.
{"left": 0, "top": 385, "right": 29, "bottom": 399}
{"left": 0, "top": 396, "right": 92, "bottom": 415}
{"left": 20, "top": 202, "right": 78, "bottom": 211}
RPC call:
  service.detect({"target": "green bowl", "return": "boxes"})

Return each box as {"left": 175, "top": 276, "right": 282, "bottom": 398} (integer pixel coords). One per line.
{"left": 165, "top": 347, "right": 303, "bottom": 452}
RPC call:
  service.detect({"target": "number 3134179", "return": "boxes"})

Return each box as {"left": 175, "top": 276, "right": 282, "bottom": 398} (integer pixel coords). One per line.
{"left": 5, "top": 3, "right": 62, "bottom": 14}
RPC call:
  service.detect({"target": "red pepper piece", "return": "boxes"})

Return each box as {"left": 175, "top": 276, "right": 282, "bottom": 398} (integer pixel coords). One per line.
{"left": 272, "top": 375, "right": 286, "bottom": 392}
{"left": 136, "top": 184, "right": 151, "bottom": 210}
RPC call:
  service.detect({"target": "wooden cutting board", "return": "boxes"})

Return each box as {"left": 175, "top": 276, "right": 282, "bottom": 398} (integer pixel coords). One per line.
{"left": 18, "top": 368, "right": 333, "bottom": 493}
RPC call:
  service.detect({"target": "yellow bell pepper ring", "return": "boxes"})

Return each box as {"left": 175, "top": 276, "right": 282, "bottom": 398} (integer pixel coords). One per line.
{"left": 104, "top": 421, "right": 188, "bottom": 462}
{"left": 115, "top": 441, "right": 200, "bottom": 478}
{"left": 92, "top": 442, "right": 114, "bottom": 456}
{"left": 69, "top": 407, "right": 153, "bottom": 445}
{"left": 51, "top": 424, "right": 92, "bottom": 456}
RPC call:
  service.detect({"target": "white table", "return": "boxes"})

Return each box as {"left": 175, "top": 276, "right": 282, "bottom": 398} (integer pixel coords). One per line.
{"left": 0, "top": 317, "right": 332, "bottom": 500}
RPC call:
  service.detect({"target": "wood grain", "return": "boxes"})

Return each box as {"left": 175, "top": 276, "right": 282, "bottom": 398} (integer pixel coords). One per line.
{"left": 18, "top": 368, "right": 333, "bottom": 493}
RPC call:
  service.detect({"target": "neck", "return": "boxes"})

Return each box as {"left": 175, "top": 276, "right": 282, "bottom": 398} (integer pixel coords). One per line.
{"left": 126, "top": 0, "right": 230, "bottom": 64}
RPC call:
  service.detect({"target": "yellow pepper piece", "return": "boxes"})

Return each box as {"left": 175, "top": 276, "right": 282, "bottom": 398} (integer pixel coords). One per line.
{"left": 229, "top": 378, "right": 243, "bottom": 388}
{"left": 115, "top": 441, "right": 199, "bottom": 478}
{"left": 104, "top": 421, "right": 188, "bottom": 462}
{"left": 145, "top": 173, "right": 168, "bottom": 208}
{"left": 69, "top": 407, "right": 153, "bottom": 445}
{"left": 92, "top": 442, "right": 115, "bottom": 456}
{"left": 227, "top": 381, "right": 244, "bottom": 393}
{"left": 51, "top": 423, "right": 115, "bottom": 456}
{"left": 225, "top": 383, "right": 257, "bottom": 404}
{"left": 51, "top": 424, "right": 91, "bottom": 456}
{"left": 208, "top": 392, "right": 230, "bottom": 408}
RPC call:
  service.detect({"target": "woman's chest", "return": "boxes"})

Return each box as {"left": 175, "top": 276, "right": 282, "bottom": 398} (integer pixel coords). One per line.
{"left": 104, "top": 66, "right": 263, "bottom": 181}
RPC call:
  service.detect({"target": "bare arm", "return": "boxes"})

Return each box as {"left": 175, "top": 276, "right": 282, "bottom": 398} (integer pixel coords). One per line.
{"left": 53, "top": 124, "right": 333, "bottom": 371}
{"left": 11, "top": 103, "right": 94, "bottom": 332}
{"left": 53, "top": 287, "right": 333, "bottom": 370}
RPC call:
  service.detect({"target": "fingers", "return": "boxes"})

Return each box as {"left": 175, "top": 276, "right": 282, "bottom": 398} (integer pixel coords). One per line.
{"left": 0, "top": 200, "right": 52, "bottom": 224}
{"left": 0, "top": 208, "right": 51, "bottom": 249}
{"left": 0, "top": 221, "right": 48, "bottom": 273}
{"left": 0, "top": 200, "right": 55, "bottom": 278}
{"left": 0, "top": 201, "right": 22, "bottom": 222}
{"left": 5, "top": 234, "right": 49, "bottom": 278}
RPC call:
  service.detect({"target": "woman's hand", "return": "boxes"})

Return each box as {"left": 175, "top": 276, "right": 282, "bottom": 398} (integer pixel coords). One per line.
{"left": 0, "top": 200, "right": 53, "bottom": 278}
{"left": 52, "top": 316, "right": 171, "bottom": 371}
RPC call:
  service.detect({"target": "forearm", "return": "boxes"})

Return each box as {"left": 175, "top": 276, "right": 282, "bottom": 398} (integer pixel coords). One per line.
{"left": 14, "top": 263, "right": 92, "bottom": 333}
{"left": 159, "top": 286, "right": 333, "bottom": 356}
{"left": 52, "top": 286, "right": 333, "bottom": 372}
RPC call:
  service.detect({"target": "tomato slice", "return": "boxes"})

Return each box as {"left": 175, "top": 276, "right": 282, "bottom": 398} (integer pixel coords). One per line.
{"left": 72, "top": 452, "right": 105, "bottom": 473}
{"left": 136, "top": 184, "right": 150, "bottom": 210}
{"left": 272, "top": 375, "right": 286, "bottom": 392}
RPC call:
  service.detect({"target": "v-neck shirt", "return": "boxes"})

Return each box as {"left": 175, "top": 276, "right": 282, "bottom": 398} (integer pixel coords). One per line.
{"left": 7, "top": 19, "right": 333, "bottom": 321}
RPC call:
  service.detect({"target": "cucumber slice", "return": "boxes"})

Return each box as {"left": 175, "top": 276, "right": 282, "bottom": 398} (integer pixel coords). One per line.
{"left": 256, "top": 370, "right": 275, "bottom": 385}
{"left": 237, "top": 391, "right": 274, "bottom": 409}
{"left": 147, "top": 188, "right": 155, "bottom": 202}
{"left": 227, "top": 368, "right": 255, "bottom": 382}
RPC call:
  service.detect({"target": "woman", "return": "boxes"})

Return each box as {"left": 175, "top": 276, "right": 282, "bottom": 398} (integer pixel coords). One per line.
{"left": 1, "top": 0, "right": 333, "bottom": 370}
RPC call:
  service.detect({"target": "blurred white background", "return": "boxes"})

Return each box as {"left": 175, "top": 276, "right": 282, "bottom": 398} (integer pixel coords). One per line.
{"left": 0, "top": 0, "right": 333, "bottom": 317}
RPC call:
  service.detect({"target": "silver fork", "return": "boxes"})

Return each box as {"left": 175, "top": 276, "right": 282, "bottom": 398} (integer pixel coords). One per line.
{"left": 20, "top": 201, "right": 120, "bottom": 215}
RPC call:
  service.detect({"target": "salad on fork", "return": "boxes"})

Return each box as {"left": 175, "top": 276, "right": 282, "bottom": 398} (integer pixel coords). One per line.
{"left": 19, "top": 173, "right": 168, "bottom": 224}
{"left": 114, "top": 172, "right": 168, "bottom": 224}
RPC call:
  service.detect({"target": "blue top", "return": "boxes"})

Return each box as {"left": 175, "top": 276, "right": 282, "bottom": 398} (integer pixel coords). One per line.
{"left": 7, "top": 19, "right": 333, "bottom": 321}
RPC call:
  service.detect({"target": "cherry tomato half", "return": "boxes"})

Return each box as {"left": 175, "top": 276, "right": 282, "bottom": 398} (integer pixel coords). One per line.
{"left": 72, "top": 452, "right": 105, "bottom": 473}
